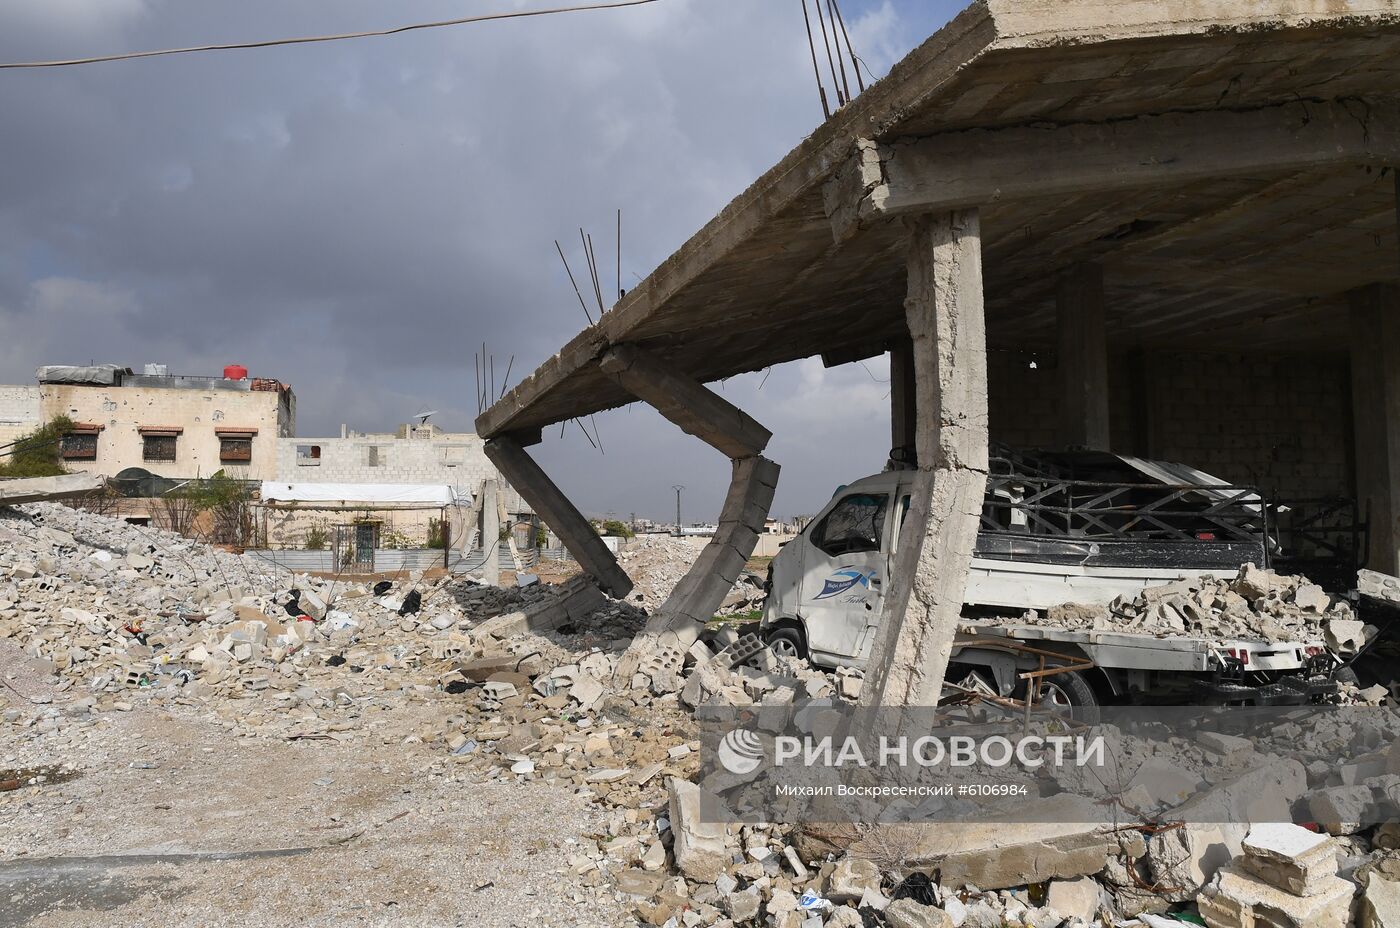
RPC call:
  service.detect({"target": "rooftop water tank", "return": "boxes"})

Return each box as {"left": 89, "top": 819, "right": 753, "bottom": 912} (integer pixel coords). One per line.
{"left": 223, "top": 364, "right": 248, "bottom": 380}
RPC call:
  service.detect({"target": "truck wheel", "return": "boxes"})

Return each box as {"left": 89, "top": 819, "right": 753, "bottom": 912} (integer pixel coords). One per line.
{"left": 765, "top": 626, "right": 807, "bottom": 661}
{"left": 1013, "top": 671, "right": 1100, "bottom": 724}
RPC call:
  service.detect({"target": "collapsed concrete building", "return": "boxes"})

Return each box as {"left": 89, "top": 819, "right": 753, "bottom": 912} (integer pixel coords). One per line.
{"left": 479, "top": 0, "right": 1400, "bottom": 703}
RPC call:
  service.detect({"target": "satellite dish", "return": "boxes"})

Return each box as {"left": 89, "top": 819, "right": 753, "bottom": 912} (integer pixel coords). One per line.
{"left": 414, "top": 410, "right": 439, "bottom": 424}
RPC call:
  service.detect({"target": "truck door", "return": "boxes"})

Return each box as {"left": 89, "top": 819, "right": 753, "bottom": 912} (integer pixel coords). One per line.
{"left": 799, "top": 491, "right": 891, "bottom": 663}
{"left": 854, "top": 489, "right": 912, "bottom": 663}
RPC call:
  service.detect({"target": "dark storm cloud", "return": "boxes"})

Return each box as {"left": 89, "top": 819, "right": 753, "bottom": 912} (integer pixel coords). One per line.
{"left": 0, "top": 0, "right": 957, "bottom": 521}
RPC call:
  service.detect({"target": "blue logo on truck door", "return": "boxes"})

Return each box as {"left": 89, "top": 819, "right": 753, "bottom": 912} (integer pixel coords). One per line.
{"left": 814, "top": 568, "right": 876, "bottom": 601}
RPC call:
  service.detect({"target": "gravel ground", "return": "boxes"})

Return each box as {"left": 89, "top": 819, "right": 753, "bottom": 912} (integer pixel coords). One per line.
{"left": 2, "top": 694, "right": 636, "bottom": 928}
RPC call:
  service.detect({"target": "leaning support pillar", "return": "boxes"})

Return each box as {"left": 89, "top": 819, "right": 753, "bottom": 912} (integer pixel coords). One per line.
{"left": 1349, "top": 282, "right": 1400, "bottom": 576}
{"left": 1056, "top": 262, "right": 1110, "bottom": 451}
{"left": 858, "top": 209, "right": 989, "bottom": 710}
{"left": 483, "top": 435, "right": 633, "bottom": 599}
{"left": 599, "top": 344, "right": 779, "bottom": 684}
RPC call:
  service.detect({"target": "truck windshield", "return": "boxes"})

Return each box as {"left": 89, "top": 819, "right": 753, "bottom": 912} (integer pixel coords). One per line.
{"left": 811, "top": 493, "right": 888, "bottom": 556}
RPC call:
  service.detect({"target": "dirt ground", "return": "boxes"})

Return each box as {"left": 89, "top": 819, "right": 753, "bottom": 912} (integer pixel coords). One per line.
{"left": 1, "top": 642, "right": 634, "bottom": 928}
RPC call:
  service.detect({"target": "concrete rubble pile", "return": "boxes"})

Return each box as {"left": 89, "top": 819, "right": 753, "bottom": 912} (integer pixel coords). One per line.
{"left": 1000, "top": 563, "right": 1371, "bottom": 648}
{"left": 0, "top": 501, "right": 646, "bottom": 742}
{"left": 619, "top": 535, "right": 765, "bottom": 617}
{"left": 11, "top": 500, "right": 1400, "bottom": 928}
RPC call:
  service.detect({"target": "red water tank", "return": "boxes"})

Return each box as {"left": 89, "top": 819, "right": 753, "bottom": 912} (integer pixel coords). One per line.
{"left": 223, "top": 364, "right": 248, "bottom": 380}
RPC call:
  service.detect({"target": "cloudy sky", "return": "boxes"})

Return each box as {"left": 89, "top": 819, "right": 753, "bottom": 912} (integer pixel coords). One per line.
{"left": 0, "top": 0, "right": 964, "bottom": 522}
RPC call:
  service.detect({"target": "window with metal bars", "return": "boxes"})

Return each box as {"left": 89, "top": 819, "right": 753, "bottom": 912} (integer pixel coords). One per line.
{"left": 220, "top": 437, "right": 253, "bottom": 462}
{"left": 60, "top": 431, "right": 98, "bottom": 460}
{"left": 142, "top": 434, "right": 177, "bottom": 463}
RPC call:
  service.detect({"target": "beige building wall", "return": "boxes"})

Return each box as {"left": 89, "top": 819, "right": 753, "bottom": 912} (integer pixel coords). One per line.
{"left": 0, "top": 385, "right": 41, "bottom": 448}
{"left": 274, "top": 423, "right": 528, "bottom": 512}
{"left": 40, "top": 380, "right": 295, "bottom": 481}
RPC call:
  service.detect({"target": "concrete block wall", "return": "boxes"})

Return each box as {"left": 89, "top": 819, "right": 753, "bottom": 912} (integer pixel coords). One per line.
{"left": 274, "top": 433, "right": 529, "bottom": 513}
{"left": 0, "top": 385, "right": 41, "bottom": 447}
{"left": 986, "top": 349, "right": 1352, "bottom": 503}
{"left": 1145, "top": 352, "right": 1351, "bottom": 501}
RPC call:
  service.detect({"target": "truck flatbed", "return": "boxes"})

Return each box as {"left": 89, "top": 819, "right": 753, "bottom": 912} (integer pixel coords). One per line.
{"left": 957, "top": 622, "right": 1325, "bottom": 674}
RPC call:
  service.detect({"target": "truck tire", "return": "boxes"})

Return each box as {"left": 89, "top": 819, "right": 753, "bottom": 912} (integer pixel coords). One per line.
{"left": 1013, "top": 670, "right": 1100, "bottom": 725}
{"left": 765, "top": 625, "right": 807, "bottom": 661}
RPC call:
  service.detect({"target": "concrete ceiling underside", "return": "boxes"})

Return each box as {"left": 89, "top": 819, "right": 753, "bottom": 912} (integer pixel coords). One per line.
{"left": 479, "top": 0, "right": 1400, "bottom": 439}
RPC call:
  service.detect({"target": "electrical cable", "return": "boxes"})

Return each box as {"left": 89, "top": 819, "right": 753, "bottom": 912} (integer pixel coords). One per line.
{"left": 0, "top": 0, "right": 663, "bottom": 70}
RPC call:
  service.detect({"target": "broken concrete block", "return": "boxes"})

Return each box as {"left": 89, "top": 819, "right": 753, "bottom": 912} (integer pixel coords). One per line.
{"left": 1147, "top": 758, "right": 1308, "bottom": 899}
{"left": 1359, "top": 569, "right": 1400, "bottom": 609}
{"left": 1240, "top": 823, "right": 1337, "bottom": 896}
{"left": 668, "top": 778, "right": 732, "bottom": 884}
{"left": 1198, "top": 730, "right": 1254, "bottom": 762}
{"left": 1198, "top": 863, "right": 1353, "bottom": 928}
{"left": 1046, "top": 876, "right": 1101, "bottom": 923}
{"left": 297, "top": 590, "right": 327, "bottom": 620}
{"left": 885, "top": 899, "right": 953, "bottom": 928}
{"left": 1128, "top": 759, "right": 1201, "bottom": 808}
{"left": 1309, "top": 785, "right": 1375, "bottom": 835}
{"left": 569, "top": 673, "right": 604, "bottom": 709}
{"left": 1293, "top": 584, "right": 1329, "bottom": 612}
{"left": 1232, "top": 563, "right": 1285, "bottom": 601}
{"left": 723, "top": 886, "right": 761, "bottom": 921}
{"left": 869, "top": 795, "right": 1116, "bottom": 891}
{"left": 783, "top": 845, "right": 809, "bottom": 880}
{"left": 827, "top": 857, "right": 881, "bottom": 903}
{"left": 1363, "top": 875, "right": 1400, "bottom": 928}
{"left": 482, "top": 680, "right": 519, "bottom": 701}
{"left": 826, "top": 908, "right": 864, "bottom": 928}
{"left": 1325, "top": 619, "right": 1369, "bottom": 655}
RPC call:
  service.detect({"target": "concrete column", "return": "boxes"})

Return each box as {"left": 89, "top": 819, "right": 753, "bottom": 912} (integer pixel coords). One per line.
{"left": 889, "top": 337, "right": 917, "bottom": 465}
{"left": 479, "top": 478, "right": 501, "bottom": 585}
{"left": 1056, "top": 262, "right": 1110, "bottom": 451}
{"left": 483, "top": 436, "right": 633, "bottom": 598}
{"left": 1349, "top": 283, "right": 1400, "bottom": 576}
{"left": 859, "top": 209, "right": 989, "bottom": 711}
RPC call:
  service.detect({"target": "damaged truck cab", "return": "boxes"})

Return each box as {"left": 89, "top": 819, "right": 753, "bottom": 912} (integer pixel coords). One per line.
{"left": 760, "top": 450, "right": 1341, "bottom": 708}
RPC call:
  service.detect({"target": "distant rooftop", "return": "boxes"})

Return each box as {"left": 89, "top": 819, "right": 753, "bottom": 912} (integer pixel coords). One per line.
{"left": 36, "top": 363, "right": 290, "bottom": 393}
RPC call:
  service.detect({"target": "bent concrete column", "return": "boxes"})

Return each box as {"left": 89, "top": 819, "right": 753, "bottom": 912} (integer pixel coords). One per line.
{"left": 600, "top": 343, "right": 780, "bottom": 685}
{"left": 619, "top": 454, "right": 780, "bottom": 683}
{"left": 858, "top": 209, "right": 989, "bottom": 710}
{"left": 1056, "top": 262, "right": 1110, "bottom": 451}
{"left": 1349, "top": 283, "right": 1400, "bottom": 576}
{"left": 483, "top": 435, "right": 632, "bottom": 599}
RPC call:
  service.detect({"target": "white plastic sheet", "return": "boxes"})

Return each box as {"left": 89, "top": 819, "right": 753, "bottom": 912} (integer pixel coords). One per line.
{"left": 259, "top": 482, "right": 464, "bottom": 506}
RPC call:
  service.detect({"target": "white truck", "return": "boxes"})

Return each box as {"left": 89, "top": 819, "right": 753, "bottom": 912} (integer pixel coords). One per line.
{"left": 759, "top": 451, "right": 1341, "bottom": 710}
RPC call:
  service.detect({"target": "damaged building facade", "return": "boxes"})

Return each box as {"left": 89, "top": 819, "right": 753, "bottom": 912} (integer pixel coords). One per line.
{"left": 261, "top": 422, "right": 533, "bottom": 556}
{"left": 478, "top": 0, "right": 1400, "bottom": 707}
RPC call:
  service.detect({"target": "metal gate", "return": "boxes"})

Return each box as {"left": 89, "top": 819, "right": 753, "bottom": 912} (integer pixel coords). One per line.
{"left": 332, "top": 522, "right": 381, "bottom": 572}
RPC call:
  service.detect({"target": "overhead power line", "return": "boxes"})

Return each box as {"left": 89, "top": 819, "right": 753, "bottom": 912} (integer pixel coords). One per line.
{"left": 0, "top": 0, "right": 663, "bottom": 70}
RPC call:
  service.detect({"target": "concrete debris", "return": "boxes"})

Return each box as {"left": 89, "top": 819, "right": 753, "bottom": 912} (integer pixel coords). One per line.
{"left": 1239, "top": 823, "right": 1338, "bottom": 896}
{"left": 11, "top": 500, "right": 1400, "bottom": 928}
{"left": 885, "top": 898, "right": 954, "bottom": 928}
{"left": 1363, "top": 875, "right": 1400, "bottom": 928}
{"left": 0, "top": 473, "right": 106, "bottom": 505}
{"left": 993, "top": 563, "right": 1360, "bottom": 643}
{"left": 1199, "top": 862, "right": 1354, "bottom": 928}
{"left": 667, "top": 778, "right": 732, "bottom": 883}
{"left": 1046, "top": 875, "right": 1101, "bottom": 922}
